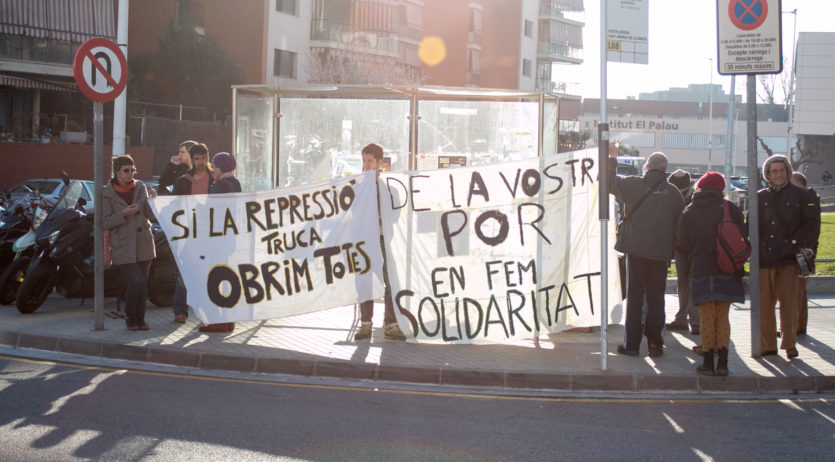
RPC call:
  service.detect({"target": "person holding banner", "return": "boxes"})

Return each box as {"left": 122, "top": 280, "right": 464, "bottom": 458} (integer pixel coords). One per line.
{"left": 354, "top": 143, "right": 406, "bottom": 341}
{"left": 102, "top": 155, "right": 157, "bottom": 331}
{"left": 170, "top": 142, "right": 213, "bottom": 324}
{"left": 198, "top": 152, "right": 242, "bottom": 333}
{"left": 609, "top": 152, "right": 684, "bottom": 358}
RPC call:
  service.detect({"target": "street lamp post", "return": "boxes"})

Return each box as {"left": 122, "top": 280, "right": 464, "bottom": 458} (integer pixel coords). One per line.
{"left": 708, "top": 57, "right": 713, "bottom": 171}
{"left": 784, "top": 8, "right": 798, "bottom": 162}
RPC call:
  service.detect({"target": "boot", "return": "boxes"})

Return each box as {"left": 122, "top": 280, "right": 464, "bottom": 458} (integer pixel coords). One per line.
{"left": 716, "top": 348, "right": 729, "bottom": 376}
{"left": 697, "top": 349, "right": 715, "bottom": 376}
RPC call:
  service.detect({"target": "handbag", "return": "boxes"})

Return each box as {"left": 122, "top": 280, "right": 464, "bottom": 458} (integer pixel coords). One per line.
{"left": 103, "top": 229, "right": 112, "bottom": 268}
{"left": 616, "top": 179, "right": 664, "bottom": 237}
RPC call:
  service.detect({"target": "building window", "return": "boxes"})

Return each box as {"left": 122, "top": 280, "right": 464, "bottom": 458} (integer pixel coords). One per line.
{"left": 524, "top": 19, "right": 533, "bottom": 38}
{"left": 276, "top": 0, "right": 296, "bottom": 15}
{"left": 522, "top": 59, "right": 532, "bottom": 77}
{"left": 467, "top": 49, "right": 480, "bottom": 73}
{"left": 274, "top": 49, "right": 296, "bottom": 78}
{"left": 469, "top": 8, "right": 482, "bottom": 33}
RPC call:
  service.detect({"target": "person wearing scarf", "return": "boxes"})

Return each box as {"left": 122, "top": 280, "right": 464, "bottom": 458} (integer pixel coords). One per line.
{"left": 102, "top": 155, "right": 157, "bottom": 331}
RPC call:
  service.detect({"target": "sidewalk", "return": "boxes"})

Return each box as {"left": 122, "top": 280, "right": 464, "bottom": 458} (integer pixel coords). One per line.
{"left": 1, "top": 292, "right": 834, "bottom": 395}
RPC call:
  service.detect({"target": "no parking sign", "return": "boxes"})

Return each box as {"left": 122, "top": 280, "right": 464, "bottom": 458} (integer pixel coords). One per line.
{"left": 717, "top": 0, "right": 782, "bottom": 75}
{"left": 72, "top": 38, "right": 127, "bottom": 102}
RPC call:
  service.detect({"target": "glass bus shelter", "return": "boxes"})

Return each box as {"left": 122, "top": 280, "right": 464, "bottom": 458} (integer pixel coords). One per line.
{"left": 232, "top": 84, "right": 562, "bottom": 191}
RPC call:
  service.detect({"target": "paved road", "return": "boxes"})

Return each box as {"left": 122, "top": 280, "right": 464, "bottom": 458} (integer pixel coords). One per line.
{"left": 2, "top": 292, "right": 835, "bottom": 395}
{"left": 1, "top": 356, "right": 834, "bottom": 461}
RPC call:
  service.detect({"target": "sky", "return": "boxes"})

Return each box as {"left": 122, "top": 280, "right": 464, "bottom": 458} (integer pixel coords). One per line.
{"left": 553, "top": 0, "right": 834, "bottom": 102}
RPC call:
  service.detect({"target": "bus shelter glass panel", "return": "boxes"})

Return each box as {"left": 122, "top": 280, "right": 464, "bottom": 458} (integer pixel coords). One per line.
{"left": 235, "top": 93, "right": 275, "bottom": 192}
{"left": 278, "top": 98, "right": 410, "bottom": 188}
{"left": 542, "top": 99, "right": 558, "bottom": 156}
{"left": 416, "top": 100, "right": 540, "bottom": 170}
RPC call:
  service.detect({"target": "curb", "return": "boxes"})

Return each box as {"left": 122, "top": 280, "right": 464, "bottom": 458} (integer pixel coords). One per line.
{"left": 2, "top": 331, "right": 834, "bottom": 395}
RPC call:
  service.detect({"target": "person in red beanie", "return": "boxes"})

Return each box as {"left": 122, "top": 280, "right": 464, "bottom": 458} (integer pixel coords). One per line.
{"left": 678, "top": 171, "right": 745, "bottom": 375}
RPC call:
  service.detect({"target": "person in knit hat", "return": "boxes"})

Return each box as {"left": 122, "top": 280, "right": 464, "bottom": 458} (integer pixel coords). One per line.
{"left": 756, "top": 154, "right": 818, "bottom": 359}
{"left": 677, "top": 171, "right": 745, "bottom": 375}
{"left": 667, "top": 169, "right": 699, "bottom": 335}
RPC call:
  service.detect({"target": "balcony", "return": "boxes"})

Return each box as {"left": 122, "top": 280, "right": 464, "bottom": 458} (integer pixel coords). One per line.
{"left": 539, "top": 0, "right": 585, "bottom": 25}
{"left": 310, "top": 20, "right": 399, "bottom": 57}
{"left": 537, "top": 40, "right": 583, "bottom": 64}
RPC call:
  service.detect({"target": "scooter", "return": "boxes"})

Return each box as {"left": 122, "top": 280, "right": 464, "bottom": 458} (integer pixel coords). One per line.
{"left": 15, "top": 174, "right": 178, "bottom": 313}
{"left": 0, "top": 191, "right": 51, "bottom": 305}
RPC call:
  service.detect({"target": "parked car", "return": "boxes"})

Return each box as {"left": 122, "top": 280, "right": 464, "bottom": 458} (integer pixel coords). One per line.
{"left": 1, "top": 178, "right": 95, "bottom": 211}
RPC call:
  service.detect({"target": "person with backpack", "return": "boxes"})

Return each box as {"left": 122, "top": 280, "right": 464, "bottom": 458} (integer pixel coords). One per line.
{"left": 755, "top": 155, "right": 818, "bottom": 359}
{"left": 677, "top": 172, "right": 746, "bottom": 376}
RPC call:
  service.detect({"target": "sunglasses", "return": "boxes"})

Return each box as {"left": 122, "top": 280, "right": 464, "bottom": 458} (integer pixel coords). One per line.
{"left": 121, "top": 167, "right": 137, "bottom": 174}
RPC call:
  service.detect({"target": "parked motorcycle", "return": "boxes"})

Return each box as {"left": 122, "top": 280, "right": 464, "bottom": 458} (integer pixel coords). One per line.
{"left": 0, "top": 187, "right": 52, "bottom": 305}
{"left": 15, "top": 174, "right": 177, "bottom": 313}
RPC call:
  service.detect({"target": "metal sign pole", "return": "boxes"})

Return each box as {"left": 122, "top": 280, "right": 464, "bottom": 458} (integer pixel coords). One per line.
{"left": 599, "top": 0, "right": 609, "bottom": 371}
{"left": 746, "top": 75, "right": 760, "bottom": 356}
{"left": 94, "top": 102, "right": 104, "bottom": 330}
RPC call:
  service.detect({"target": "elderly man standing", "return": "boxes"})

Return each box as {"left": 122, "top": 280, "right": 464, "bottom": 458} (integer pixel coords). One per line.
{"left": 756, "top": 155, "right": 817, "bottom": 358}
{"left": 610, "top": 151, "right": 684, "bottom": 357}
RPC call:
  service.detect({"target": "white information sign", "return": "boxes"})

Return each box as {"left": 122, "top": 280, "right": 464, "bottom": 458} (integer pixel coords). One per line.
{"left": 606, "top": 0, "right": 649, "bottom": 65}
{"left": 717, "top": 0, "right": 783, "bottom": 75}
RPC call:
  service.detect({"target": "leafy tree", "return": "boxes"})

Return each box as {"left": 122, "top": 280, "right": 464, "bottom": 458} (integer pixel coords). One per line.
{"left": 129, "top": 20, "right": 244, "bottom": 119}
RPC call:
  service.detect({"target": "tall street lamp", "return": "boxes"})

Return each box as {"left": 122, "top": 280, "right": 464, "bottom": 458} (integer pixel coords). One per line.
{"left": 783, "top": 8, "right": 798, "bottom": 162}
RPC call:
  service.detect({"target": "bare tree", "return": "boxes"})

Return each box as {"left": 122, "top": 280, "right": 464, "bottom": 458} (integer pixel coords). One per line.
{"left": 759, "top": 134, "right": 835, "bottom": 172}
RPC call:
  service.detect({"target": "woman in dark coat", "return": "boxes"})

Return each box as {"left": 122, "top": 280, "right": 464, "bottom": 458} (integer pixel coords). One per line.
{"left": 677, "top": 172, "right": 746, "bottom": 376}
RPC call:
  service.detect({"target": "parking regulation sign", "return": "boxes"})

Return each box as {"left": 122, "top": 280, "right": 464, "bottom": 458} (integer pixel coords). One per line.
{"left": 72, "top": 38, "right": 128, "bottom": 102}
{"left": 717, "top": 0, "right": 782, "bottom": 75}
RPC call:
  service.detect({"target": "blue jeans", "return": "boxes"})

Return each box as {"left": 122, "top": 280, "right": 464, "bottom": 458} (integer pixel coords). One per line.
{"left": 624, "top": 254, "right": 667, "bottom": 350}
{"left": 172, "top": 275, "right": 188, "bottom": 317}
{"left": 118, "top": 260, "right": 151, "bottom": 324}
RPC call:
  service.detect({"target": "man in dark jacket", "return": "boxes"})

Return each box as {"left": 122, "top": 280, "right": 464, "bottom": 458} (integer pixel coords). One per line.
{"left": 756, "top": 155, "right": 818, "bottom": 359}
{"left": 666, "top": 168, "right": 699, "bottom": 335}
{"left": 610, "top": 152, "right": 684, "bottom": 357}
{"left": 789, "top": 171, "right": 821, "bottom": 336}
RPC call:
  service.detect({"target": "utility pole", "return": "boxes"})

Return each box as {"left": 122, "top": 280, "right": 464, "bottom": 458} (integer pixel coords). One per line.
{"left": 708, "top": 57, "right": 714, "bottom": 170}
{"left": 783, "top": 8, "right": 798, "bottom": 161}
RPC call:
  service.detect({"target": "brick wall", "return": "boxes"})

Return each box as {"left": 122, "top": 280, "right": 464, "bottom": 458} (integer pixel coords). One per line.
{"left": 0, "top": 143, "right": 155, "bottom": 188}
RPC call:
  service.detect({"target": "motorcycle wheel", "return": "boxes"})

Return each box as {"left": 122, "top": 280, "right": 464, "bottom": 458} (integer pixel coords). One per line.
{"left": 16, "top": 269, "right": 53, "bottom": 314}
{"left": 0, "top": 256, "right": 30, "bottom": 305}
{"left": 148, "top": 289, "right": 173, "bottom": 308}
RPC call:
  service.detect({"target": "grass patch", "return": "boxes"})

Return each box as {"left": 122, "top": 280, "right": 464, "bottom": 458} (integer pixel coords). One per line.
{"left": 668, "top": 212, "right": 835, "bottom": 276}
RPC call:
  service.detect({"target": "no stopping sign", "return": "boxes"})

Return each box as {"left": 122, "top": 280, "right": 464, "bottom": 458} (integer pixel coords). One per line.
{"left": 73, "top": 38, "right": 128, "bottom": 103}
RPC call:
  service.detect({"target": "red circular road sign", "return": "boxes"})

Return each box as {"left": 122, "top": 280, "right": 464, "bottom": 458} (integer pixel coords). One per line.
{"left": 728, "top": 0, "right": 768, "bottom": 31}
{"left": 72, "top": 38, "right": 128, "bottom": 103}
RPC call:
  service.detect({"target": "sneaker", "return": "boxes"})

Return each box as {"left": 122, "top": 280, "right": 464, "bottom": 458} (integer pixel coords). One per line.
{"left": 665, "top": 320, "right": 688, "bottom": 331}
{"left": 384, "top": 323, "right": 406, "bottom": 341}
{"left": 173, "top": 315, "right": 187, "bottom": 323}
{"left": 354, "top": 322, "right": 372, "bottom": 341}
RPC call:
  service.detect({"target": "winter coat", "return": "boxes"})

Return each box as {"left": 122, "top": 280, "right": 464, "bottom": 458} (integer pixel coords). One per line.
{"left": 172, "top": 168, "right": 214, "bottom": 196}
{"left": 755, "top": 182, "right": 818, "bottom": 268}
{"left": 102, "top": 180, "right": 156, "bottom": 266}
{"left": 158, "top": 162, "right": 189, "bottom": 194}
{"left": 677, "top": 188, "right": 745, "bottom": 305}
{"left": 610, "top": 169, "right": 684, "bottom": 261}
{"left": 209, "top": 177, "right": 242, "bottom": 194}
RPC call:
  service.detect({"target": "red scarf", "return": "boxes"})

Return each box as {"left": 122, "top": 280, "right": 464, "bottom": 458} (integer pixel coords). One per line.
{"left": 113, "top": 179, "right": 135, "bottom": 204}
